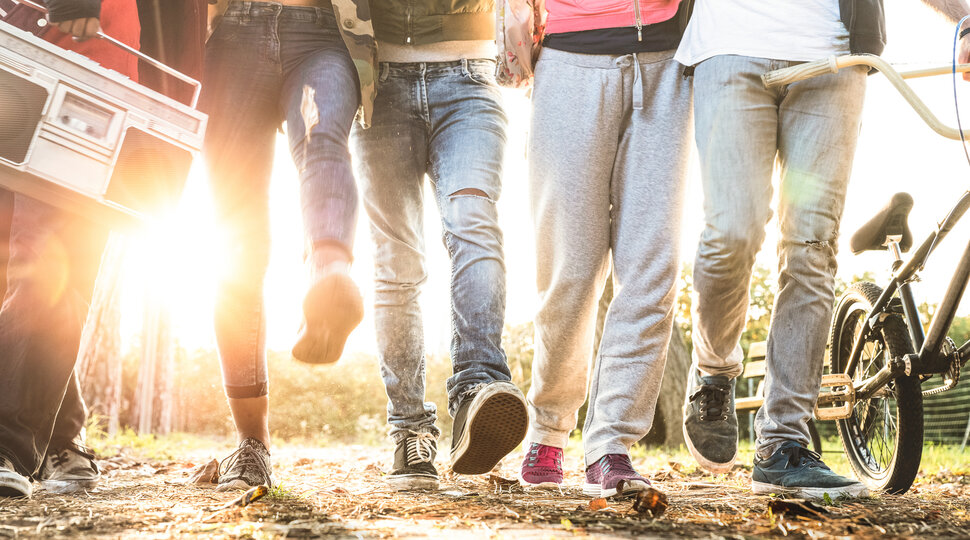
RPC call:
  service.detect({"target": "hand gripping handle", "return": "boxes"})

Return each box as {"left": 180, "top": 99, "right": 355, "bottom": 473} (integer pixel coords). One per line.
{"left": 11, "top": 0, "right": 202, "bottom": 107}
{"left": 761, "top": 56, "right": 839, "bottom": 88}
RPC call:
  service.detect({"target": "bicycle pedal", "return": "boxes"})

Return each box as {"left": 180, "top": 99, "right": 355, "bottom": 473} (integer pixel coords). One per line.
{"left": 814, "top": 374, "right": 855, "bottom": 421}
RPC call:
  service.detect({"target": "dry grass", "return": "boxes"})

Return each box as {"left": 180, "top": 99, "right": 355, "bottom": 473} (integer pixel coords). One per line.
{"left": 1, "top": 441, "right": 969, "bottom": 538}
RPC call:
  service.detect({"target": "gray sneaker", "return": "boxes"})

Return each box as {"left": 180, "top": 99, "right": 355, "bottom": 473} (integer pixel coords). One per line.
{"left": 0, "top": 454, "right": 31, "bottom": 498}
{"left": 217, "top": 438, "right": 273, "bottom": 491}
{"left": 40, "top": 443, "right": 100, "bottom": 494}
{"left": 683, "top": 369, "right": 738, "bottom": 473}
{"left": 752, "top": 441, "right": 868, "bottom": 499}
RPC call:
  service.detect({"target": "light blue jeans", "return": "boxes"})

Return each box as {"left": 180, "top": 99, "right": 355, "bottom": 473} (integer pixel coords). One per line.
{"left": 200, "top": 1, "right": 361, "bottom": 398}
{"left": 690, "top": 55, "right": 867, "bottom": 458}
{"left": 351, "top": 59, "right": 512, "bottom": 442}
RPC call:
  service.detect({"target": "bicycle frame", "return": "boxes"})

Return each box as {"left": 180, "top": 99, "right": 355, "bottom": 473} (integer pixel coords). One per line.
{"left": 764, "top": 55, "right": 970, "bottom": 403}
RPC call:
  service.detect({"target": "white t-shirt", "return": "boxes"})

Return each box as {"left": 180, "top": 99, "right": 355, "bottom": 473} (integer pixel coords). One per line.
{"left": 675, "top": 0, "right": 851, "bottom": 66}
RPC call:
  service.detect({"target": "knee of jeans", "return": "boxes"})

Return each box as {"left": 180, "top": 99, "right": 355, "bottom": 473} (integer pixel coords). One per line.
{"left": 441, "top": 188, "right": 501, "bottom": 239}
{"left": 697, "top": 221, "right": 766, "bottom": 266}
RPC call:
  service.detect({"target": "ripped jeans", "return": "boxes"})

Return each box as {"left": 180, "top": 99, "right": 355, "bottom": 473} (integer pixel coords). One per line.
{"left": 689, "top": 55, "right": 867, "bottom": 458}
{"left": 351, "top": 60, "right": 512, "bottom": 442}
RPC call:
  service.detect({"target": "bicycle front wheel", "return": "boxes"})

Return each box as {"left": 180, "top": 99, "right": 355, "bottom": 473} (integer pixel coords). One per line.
{"left": 829, "top": 282, "right": 923, "bottom": 494}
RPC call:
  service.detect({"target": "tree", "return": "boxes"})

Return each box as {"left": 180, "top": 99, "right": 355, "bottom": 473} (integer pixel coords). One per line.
{"left": 76, "top": 234, "right": 126, "bottom": 435}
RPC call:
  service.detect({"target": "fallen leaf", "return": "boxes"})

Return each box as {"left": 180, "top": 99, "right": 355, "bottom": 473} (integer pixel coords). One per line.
{"left": 188, "top": 459, "right": 220, "bottom": 484}
{"left": 632, "top": 488, "right": 669, "bottom": 518}
{"left": 766, "top": 499, "right": 829, "bottom": 519}
{"left": 222, "top": 485, "right": 268, "bottom": 509}
{"left": 588, "top": 498, "right": 608, "bottom": 511}
{"left": 488, "top": 475, "right": 517, "bottom": 489}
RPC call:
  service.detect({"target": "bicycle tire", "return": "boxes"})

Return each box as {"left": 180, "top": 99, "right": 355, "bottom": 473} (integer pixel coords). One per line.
{"left": 829, "top": 282, "right": 923, "bottom": 494}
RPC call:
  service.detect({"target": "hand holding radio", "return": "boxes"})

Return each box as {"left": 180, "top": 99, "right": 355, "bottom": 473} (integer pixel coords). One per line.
{"left": 43, "top": 0, "right": 100, "bottom": 40}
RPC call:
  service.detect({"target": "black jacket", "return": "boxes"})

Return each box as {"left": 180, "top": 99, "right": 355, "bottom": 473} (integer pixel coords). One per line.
{"left": 840, "top": 0, "right": 886, "bottom": 55}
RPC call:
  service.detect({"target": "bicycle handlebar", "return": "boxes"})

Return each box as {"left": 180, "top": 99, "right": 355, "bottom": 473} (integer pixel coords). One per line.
{"left": 763, "top": 55, "right": 970, "bottom": 140}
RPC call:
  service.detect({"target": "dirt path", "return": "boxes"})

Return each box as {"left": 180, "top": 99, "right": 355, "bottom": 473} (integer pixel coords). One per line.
{"left": 1, "top": 444, "right": 968, "bottom": 538}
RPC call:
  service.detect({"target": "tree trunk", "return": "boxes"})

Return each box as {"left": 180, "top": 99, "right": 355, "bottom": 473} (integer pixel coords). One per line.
{"left": 76, "top": 234, "right": 126, "bottom": 435}
{"left": 134, "top": 274, "right": 174, "bottom": 434}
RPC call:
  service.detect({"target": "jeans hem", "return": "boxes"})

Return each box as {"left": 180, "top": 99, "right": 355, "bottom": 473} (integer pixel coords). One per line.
{"left": 225, "top": 383, "right": 269, "bottom": 399}
{"left": 584, "top": 441, "right": 632, "bottom": 467}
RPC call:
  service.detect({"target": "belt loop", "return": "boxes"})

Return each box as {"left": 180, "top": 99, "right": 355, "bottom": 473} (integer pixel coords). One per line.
{"left": 460, "top": 58, "right": 469, "bottom": 76}
{"left": 631, "top": 53, "right": 643, "bottom": 110}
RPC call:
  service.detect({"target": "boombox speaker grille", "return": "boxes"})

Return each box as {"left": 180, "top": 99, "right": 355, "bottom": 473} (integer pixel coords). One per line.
{"left": 106, "top": 128, "right": 192, "bottom": 217}
{"left": 0, "top": 68, "right": 49, "bottom": 164}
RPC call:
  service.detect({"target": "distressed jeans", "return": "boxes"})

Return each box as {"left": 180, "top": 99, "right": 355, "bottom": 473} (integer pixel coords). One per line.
{"left": 200, "top": 1, "right": 360, "bottom": 398}
{"left": 351, "top": 59, "right": 512, "bottom": 442}
{"left": 690, "top": 55, "right": 867, "bottom": 458}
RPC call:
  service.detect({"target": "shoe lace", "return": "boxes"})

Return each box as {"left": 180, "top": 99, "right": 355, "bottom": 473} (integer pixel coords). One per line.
{"left": 526, "top": 444, "right": 562, "bottom": 470}
{"left": 50, "top": 443, "right": 95, "bottom": 468}
{"left": 599, "top": 454, "right": 637, "bottom": 477}
{"left": 405, "top": 432, "right": 436, "bottom": 465}
{"left": 219, "top": 439, "right": 270, "bottom": 480}
{"left": 690, "top": 383, "right": 731, "bottom": 421}
{"left": 780, "top": 445, "right": 827, "bottom": 470}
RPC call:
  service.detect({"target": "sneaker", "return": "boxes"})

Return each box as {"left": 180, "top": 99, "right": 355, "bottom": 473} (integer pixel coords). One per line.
{"left": 292, "top": 268, "right": 364, "bottom": 364}
{"left": 387, "top": 432, "right": 439, "bottom": 491}
{"left": 752, "top": 441, "right": 868, "bottom": 499}
{"left": 519, "top": 443, "right": 563, "bottom": 489}
{"left": 450, "top": 381, "right": 528, "bottom": 475}
{"left": 0, "top": 454, "right": 31, "bottom": 498}
{"left": 40, "top": 443, "right": 100, "bottom": 494}
{"left": 683, "top": 369, "right": 738, "bottom": 474}
{"left": 583, "top": 454, "right": 651, "bottom": 498}
{"left": 217, "top": 438, "right": 273, "bottom": 492}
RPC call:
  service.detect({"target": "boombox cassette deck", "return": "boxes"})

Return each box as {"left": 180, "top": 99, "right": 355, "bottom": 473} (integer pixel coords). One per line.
{"left": 0, "top": 2, "right": 207, "bottom": 228}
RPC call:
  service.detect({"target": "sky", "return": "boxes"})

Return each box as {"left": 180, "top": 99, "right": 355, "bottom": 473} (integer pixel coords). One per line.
{"left": 117, "top": 2, "right": 970, "bottom": 357}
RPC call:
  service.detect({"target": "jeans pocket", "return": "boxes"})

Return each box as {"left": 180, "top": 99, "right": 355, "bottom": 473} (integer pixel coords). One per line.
{"left": 463, "top": 59, "right": 499, "bottom": 87}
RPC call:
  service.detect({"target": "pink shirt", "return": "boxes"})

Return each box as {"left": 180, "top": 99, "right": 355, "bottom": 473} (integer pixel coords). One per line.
{"left": 545, "top": 0, "right": 681, "bottom": 34}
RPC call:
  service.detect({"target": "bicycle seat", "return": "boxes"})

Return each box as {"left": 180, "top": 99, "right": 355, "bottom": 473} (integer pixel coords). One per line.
{"left": 849, "top": 192, "right": 914, "bottom": 254}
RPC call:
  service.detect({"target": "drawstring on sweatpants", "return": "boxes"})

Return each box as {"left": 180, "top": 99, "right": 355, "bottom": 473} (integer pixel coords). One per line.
{"left": 631, "top": 52, "right": 643, "bottom": 110}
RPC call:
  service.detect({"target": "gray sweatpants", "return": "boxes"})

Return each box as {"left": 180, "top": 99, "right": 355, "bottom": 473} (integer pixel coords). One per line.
{"left": 527, "top": 48, "right": 692, "bottom": 465}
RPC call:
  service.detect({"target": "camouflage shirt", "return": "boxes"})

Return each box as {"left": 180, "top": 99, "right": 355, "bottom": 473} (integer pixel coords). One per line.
{"left": 332, "top": 0, "right": 377, "bottom": 127}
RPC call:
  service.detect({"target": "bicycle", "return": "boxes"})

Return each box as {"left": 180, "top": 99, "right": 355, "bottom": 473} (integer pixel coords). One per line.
{"left": 762, "top": 53, "right": 970, "bottom": 495}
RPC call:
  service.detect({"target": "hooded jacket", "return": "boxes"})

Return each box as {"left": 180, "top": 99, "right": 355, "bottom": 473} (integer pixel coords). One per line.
{"left": 840, "top": 0, "right": 885, "bottom": 55}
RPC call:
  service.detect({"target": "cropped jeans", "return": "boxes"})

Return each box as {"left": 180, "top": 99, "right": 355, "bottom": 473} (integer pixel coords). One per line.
{"left": 351, "top": 59, "right": 512, "bottom": 442}
{"left": 200, "top": 1, "right": 360, "bottom": 398}
{"left": 689, "top": 55, "right": 867, "bottom": 458}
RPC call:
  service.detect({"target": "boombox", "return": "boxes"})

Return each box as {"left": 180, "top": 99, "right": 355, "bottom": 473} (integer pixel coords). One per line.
{"left": 0, "top": 4, "right": 206, "bottom": 228}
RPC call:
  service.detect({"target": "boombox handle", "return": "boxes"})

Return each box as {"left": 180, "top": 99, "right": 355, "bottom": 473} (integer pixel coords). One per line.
{"left": 12, "top": 0, "right": 202, "bottom": 107}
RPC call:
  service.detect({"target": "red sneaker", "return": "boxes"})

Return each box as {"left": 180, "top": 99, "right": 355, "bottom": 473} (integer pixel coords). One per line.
{"left": 519, "top": 443, "right": 564, "bottom": 489}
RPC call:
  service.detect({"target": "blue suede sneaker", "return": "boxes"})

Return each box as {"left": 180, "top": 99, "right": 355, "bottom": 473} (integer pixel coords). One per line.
{"left": 752, "top": 441, "right": 868, "bottom": 499}
{"left": 683, "top": 369, "right": 738, "bottom": 473}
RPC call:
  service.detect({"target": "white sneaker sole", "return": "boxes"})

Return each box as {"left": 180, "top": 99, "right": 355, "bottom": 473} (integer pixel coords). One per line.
{"left": 751, "top": 479, "right": 869, "bottom": 499}
{"left": 41, "top": 477, "right": 98, "bottom": 494}
{"left": 518, "top": 474, "right": 561, "bottom": 490}
{"left": 450, "top": 382, "right": 528, "bottom": 475}
{"left": 0, "top": 469, "right": 32, "bottom": 498}
{"left": 386, "top": 474, "right": 439, "bottom": 492}
{"left": 583, "top": 479, "right": 649, "bottom": 499}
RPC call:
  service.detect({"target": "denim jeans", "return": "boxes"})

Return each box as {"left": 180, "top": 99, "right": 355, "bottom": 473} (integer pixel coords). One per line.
{"left": 690, "top": 55, "right": 867, "bottom": 458}
{"left": 0, "top": 195, "right": 106, "bottom": 476}
{"left": 351, "top": 59, "right": 512, "bottom": 442}
{"left": 200, "top": 1, "right": 361, "bottom": 398}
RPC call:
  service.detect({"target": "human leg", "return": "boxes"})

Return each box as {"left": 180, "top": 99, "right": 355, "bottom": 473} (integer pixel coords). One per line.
{"left": 754, "top": 66, "right": 868, "bottom": 459}
{"left": 279, "top": 4, "right": 364, "bottom": 365}
{"left": 200, "top": 2, "right": 282, "bottom": 489}
{"left": 352, "top": 62, "right": 437, "bottom": 488}
{"left": 684, "top": 55, "right": 781, "bottom": 473}
{"left": 583, "top": 50, "right": 691, "bottom": 471}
